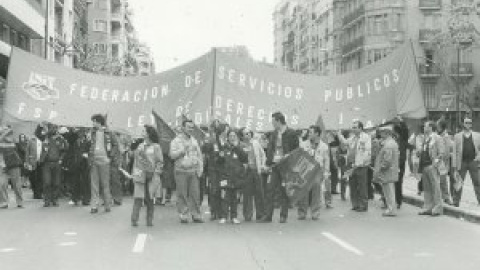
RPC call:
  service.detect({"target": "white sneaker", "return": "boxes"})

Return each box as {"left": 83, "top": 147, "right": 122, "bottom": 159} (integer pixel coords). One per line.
{"left": 68, "top": 200, "right": 74, "bottom": 205}
{"left": 232, "top": 218, "right": 241, "bottom": 224}
{"left": 219, "top": 218, "right": 227, "bottom": 224}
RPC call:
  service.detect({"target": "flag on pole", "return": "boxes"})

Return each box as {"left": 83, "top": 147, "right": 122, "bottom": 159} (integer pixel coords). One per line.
{"left": 274, "top": 148, "right": 324, "bottom": 204}
{"left": 315, "top": 114, "right": 326, "bottom": 131}
{"left": 152, "top": 110, "right": 176, "bottom": 154}
{"left": 181, "top": 114, "right": 206, "bottom": 144}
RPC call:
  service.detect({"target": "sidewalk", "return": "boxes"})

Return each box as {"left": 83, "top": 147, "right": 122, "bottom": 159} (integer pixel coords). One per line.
{"left": 403, "top": 168, "right": 480, "bottom": 224}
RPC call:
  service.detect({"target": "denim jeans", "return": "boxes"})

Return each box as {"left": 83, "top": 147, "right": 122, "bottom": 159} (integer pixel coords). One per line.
{"left": 90, "top": 161, "right": 111, "bottom": 209}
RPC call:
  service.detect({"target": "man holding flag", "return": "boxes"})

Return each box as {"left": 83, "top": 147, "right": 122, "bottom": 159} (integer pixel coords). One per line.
{"left": 297, "top": 125, "right": 330, "bottom": 220}
{"left": 258, "top": 112, "right": 299, "bottom": 223}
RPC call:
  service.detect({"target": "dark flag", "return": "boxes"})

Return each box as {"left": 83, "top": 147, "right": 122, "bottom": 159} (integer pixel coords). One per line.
{"left": 181, "top": 114, "right": 206, "bottom": 144}
{"left": 275, "top": 148, "right": 323, "bottom": 204}
{"left": 315, "top": 114, "right": 326, "bottom": 131}
{"left": 152, "top": 110, "right": 175, "bottom": 154}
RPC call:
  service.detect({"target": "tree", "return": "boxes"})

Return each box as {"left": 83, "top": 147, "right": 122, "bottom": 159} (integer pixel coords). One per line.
{"left": 427, "top": 0, "right": 480, "bottom": 116}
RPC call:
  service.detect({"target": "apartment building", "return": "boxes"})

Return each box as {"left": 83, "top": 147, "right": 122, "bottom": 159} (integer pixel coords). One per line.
{"left": 273, "top": 0, "right": 336, "bottom": 75}
{"left": 0, "top": 0, "right": 45, "bottom": 60}
{"left": 274, "top": 0, "right": 480, "bottom": 126}
{"left": 135, "top": 43, "right": 155, "bottom": 76}
{"left": 87, "top": 0, "right": 135, "bottom": 74}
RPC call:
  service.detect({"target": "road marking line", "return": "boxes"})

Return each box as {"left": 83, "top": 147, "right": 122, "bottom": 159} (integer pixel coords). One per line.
{"left": 59, "top": 242, "right": 77, "bottom": 246}
{"left": 132, "top": 234, "right": 147, "bottom": 253}
{"left": 0, "top": 248, "right": 17, "bottom": 253}
{"left": 322, "top": 232, "right": 364, "bottom": 256}
{"left": 64, "top": 232, "right": 77, "bottom": 236}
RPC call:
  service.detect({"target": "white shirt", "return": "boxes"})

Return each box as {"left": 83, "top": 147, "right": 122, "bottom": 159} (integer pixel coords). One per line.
{"left": 36, "top": 138, "right": 42, "bottom": 162}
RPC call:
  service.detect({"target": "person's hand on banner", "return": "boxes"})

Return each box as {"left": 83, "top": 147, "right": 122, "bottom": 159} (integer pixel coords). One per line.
{"left": 220, "top": 180, "right": 227, "bottom": 187}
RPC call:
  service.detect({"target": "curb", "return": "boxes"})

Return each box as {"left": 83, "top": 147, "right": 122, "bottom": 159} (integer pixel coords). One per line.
{"left": 403, "top": 194, "right": 480, "bottom": 224}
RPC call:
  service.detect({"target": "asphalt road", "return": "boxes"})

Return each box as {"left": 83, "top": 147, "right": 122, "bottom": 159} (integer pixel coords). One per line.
{"left": 1, "top": 195, "right": 480, "bottom": 270}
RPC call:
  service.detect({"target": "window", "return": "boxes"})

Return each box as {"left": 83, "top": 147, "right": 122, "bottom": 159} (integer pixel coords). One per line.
{"left": 10, "top": 29, "right": 17, "bottom": 46}
{"left": 374, "top": 50, "right": 382, "bottom": 62}
{"left": 96, "top": 0, "right": 108, "bottom": 9}
{"left": 422, "top": 83, "right": 437, "bottom": 109}
{"left": 93, "top": 43, "right": 107, "bottom": 55}
{"left": 19, "top": 34, "right": 26, "bottom": 50}
{"left": 93, "top": 20, "right": 107, "bottom": 32}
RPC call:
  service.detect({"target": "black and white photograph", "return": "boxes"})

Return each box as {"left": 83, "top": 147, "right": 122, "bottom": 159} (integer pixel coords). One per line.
{"left": 1, "top": 0, "right": 480, "bottom": 269}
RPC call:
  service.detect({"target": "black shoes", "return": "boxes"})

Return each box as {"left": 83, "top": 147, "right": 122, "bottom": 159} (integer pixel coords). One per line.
{"left": 193, "top": 218, "right": 205, "bottom": 223}
{"left": 418, "top": 210, "right": 432, "bottom": 215}
{"left": 90, "top": 208, "right": 98, "bottom": 214}
{"left": 256, "top": 216, "right": 272, "bottom": 223}
{"left": 43, "top": 202, "right": 51, "bottom": 207}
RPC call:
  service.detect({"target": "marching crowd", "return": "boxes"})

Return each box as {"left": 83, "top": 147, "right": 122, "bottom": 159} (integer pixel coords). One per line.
{"left": 0, "top": 112, "right": 479, "bottom": 227}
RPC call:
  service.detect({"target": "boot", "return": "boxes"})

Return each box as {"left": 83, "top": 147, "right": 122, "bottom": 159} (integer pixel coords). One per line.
{"left": 146, "top": 198, "right": 154, "bottom": 226}
{"left": 340, "top": 180, "right": 347, "bottom": 201}
{"left": 324, "top": 191, "right": 333, "bottom": 208}
{"left": 131, "top": 198, "right": 142, "bottom": 226}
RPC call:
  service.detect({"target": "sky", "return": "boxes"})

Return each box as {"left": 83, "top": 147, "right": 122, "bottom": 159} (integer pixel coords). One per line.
{"left": 128, "top": 0, "right": 280, "bottom": 72}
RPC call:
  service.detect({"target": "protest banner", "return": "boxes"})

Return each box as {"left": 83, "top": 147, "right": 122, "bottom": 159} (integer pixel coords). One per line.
{"left": 2, "top": 43, "right": 426, "bottom": 134}
{"left": 3, "top": 48, "right": 215, "bottom": 135}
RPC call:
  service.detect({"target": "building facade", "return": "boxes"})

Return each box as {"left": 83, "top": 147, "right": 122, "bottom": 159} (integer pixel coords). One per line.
{"left": 273, "top": 0, "right": 480, "bottom": 128}
{"left": 86, "top": 0, "right": 134, "bottom": 74}
{"left": 273, "top": 0, "right": 336, "bottom": 75}
{"left": 135, "top": 43, "right": 155, "bottom": 76}
{"left": 0, "top": 0, "right": 46, "bottom": 59}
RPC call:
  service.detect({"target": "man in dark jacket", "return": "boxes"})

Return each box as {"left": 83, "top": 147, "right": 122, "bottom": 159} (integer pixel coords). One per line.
{"left": 391, "top": 116, "right": 409, "bottom": 209}
{"left": 40, "top": 124, "right": 68, "bottom": 207}
{"left": 258, "top": 112, "right": 299, "bottom": 223}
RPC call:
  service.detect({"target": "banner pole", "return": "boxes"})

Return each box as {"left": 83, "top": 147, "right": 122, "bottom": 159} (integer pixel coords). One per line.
{"left": 210, "top": 48, "right": 217, "bottom": 122}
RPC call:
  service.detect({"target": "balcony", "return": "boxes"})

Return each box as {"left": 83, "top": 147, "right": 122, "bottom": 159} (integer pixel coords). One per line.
{"left": 419, "top": 29, "right": 441, "bottom": 43}
{"left": 341, "top": 36, "right": 364, "bottom": 55}
{"left": 418, "top": 63, "right": 441, "bottom": 79}
{"left": 342, "top": 5, "right": 365, "bottom": 26}
{"left": 111, "top": 10, "right": 122, "bottom": 21}
{"left": 418, "top": 0, "right": 441, "bottom": 10}
{"left": 450, "top": 63, "right": 474, "bottom": 78}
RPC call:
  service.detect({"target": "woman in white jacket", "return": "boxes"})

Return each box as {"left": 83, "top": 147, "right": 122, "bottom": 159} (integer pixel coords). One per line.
{"left": 240, "top": 128, "right": 267, "bottom": 222}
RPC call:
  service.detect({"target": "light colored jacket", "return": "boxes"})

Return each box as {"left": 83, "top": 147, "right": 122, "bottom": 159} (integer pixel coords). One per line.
{"left": 170, "top": 134, "right": 203, "bottom": 176}
{"left": 243, "top": 139, "right": 266, "bottom": 175}
{"left": 341, "top": 132, "right": 372, "bottom": 167}
{"left": 439, "top": 131, "right": 453, "bottom": 172}
{"left": 301, "top": 139, "right": 330, "bottom": 178}
{"left": 452, "top": 131, "right": 480, "bottom": 169}
{"left": 373, "top": 137, "right": 399, "bottom": 184}
{"left": 132, "top": 142, "right": 163, "bottom": 199}
{"left": 420, "top": 132, "right": 445, "bottom": 171}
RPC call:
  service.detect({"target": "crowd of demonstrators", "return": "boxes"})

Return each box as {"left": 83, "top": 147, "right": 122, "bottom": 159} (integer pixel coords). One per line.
{"left": 3, "top": 110, "right": 480, "bottom": 226}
